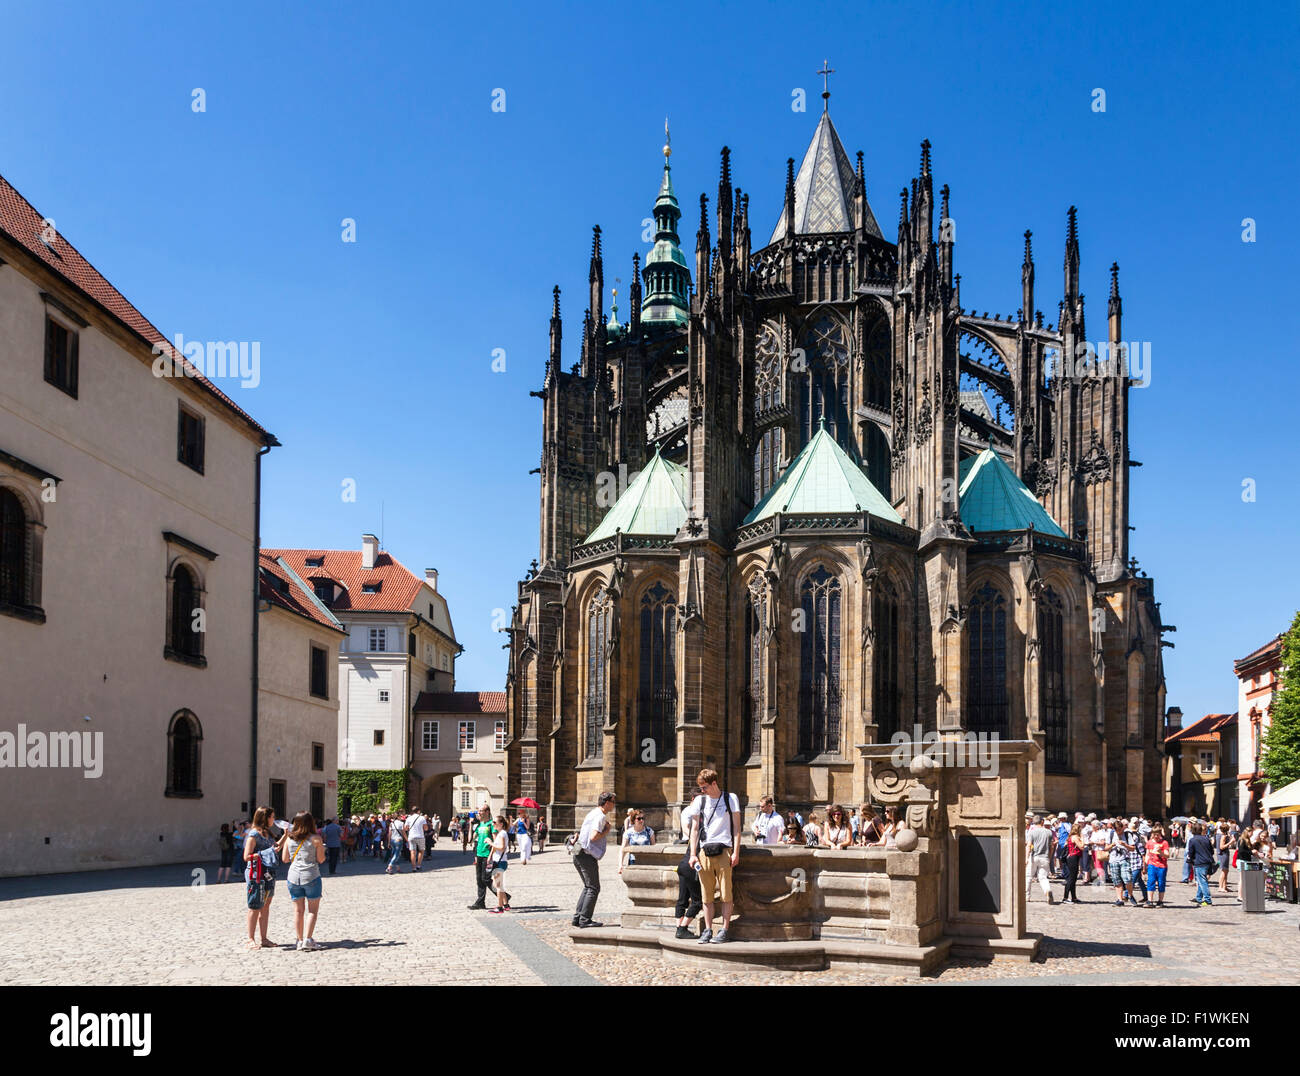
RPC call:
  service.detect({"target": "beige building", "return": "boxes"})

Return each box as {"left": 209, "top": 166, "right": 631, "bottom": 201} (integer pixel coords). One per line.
{"left": 1164, "top": 711, "right": 1238, "bottom": 819}
{"left": 412, "top": 691, "right": 507, "bottom": 824}
{"left": 0, "top": 173, "right": 276, "bottom": 875}
{"left": 1236, "top": 635, "right": 1283, "bottom": 823}
{"left": 257, "top": 553, "right": 346, "bottom": 822}
{"left": 266, "top": 540, "right": 460, "bottom": 793}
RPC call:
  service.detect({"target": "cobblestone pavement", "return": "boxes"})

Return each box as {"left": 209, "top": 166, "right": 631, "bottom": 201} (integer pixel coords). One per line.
{"left": 0, "top": 845, "right": 1295, "bottom": 986}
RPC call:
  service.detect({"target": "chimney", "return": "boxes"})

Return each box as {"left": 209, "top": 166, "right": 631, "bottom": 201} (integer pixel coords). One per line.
{"left": 425, "top": 568, "right": 438, "bottom": 591}
{"left": 1165, "top": 706, "right": 1183, "bottom": 734}
{"left": 362, "top": 533, "right": 379, "bottom": 570}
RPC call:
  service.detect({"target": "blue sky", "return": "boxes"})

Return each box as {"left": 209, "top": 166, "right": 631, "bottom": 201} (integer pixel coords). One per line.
{"left": 2, "top": 1, "right": 1296, "bottom": 715}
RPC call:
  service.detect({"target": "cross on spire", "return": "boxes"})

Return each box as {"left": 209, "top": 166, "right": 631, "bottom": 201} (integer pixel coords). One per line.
{"left": 818, "top": 59, "right": 835, "bottom": 108}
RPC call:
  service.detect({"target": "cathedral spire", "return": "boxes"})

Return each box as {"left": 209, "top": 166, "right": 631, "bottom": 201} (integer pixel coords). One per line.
{"left": 783, "top": 157, "right": 795, "bottom": 239}
{"left": 1022, "top": 229, "right": 1035, "bottom": 324}
{"left": 589, "top": 225, "right": 603, "bottom": 328}
{"left": 546, "top": 285, "right": 561, "bottom": 384}
{"left": 640, "top": 125, "right": 691, "bottom": 327}
{"left": 629, "top": 252, "right": 642, "bottom": 330}
{"left": 1064, "top": 205, "right": 1080, "bottom": 305}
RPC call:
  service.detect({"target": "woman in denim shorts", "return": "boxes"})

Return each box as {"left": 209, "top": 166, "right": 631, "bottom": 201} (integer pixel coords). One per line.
{"left": 283, "top": 812, "right": 326, "bottom": 951}
{"left": 244, "top": 806, "right": 287, "bottom": 950}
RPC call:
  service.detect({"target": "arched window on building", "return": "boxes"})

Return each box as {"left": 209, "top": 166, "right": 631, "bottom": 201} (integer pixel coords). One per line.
{"left": 872, "top": 580, "right": 901, "bottom": 741}
{"left": 0, "top": 487, "right": 27, "bottom": 608}
{"left": 1039, "top": 587, "right": 1069, "bottom": 769}
{"left": 796, "top": 314, "right": 851, "bottom": 450}
{"left": 798, "top": 565, "right": 842, "bottom": 756}
{"left": 967, "top": 582, "right": 1008, "bottom": 736}
{"left": 584, "top": 589, "right": 611, "bottom": 760}
{"left": 166, "top": 709, "right": 202, "bottom": 797}
{"left": 637, "top": 581, "right": 677, "bottom": 763}
{"left": 168, "top": 563, "right": 204, "bottom": 662}
{"left": 753, "top": 323, "right": 785, "bottom": 501}
{"left": 742, "top": 576, "right": 766, "bottom": 758}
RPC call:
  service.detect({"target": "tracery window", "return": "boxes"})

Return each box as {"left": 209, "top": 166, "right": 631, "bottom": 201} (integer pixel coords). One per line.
{"left": 742, "top": 576, "right": 766, "bottom": 758}
{"left": 637, "top": 581, "right": 677, "bottom": 763}
{"left": 798, "top": 565, "right": 842, "bottom": 756}
{"left": 796, "top": 314, "right": 851, "bottom": 449}
{"left": 967, "top": 583, "right": 1008, "bottom": 735}
{"left": 754, "top": 323, "right": 786, "bottom": 501}
{"left": 585, "top": 588, "right": 611, "bottom": 760}
{"left": 872, "top": 580, "right": 901, "bottom": 741}
{"left": 1039, "top": 587, "right": 1069, "bottom": 769}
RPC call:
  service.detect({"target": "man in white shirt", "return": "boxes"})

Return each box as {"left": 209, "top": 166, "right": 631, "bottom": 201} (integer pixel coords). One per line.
{"left": 688, "top": 768, "right": 742, "bottom": 944}
{"left": 407, "top": 809, "right": 428, "bottom": 871}
{"left": 572, "top": 791, "right": 617, "bottom": 929}
{"left": 751, "top": 795, "right": 784, "bottom": 845}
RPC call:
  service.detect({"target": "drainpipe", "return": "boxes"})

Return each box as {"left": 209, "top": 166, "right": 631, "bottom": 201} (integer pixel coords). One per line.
{"left": 251, "top": 440, "right": 275, "bottom": 813}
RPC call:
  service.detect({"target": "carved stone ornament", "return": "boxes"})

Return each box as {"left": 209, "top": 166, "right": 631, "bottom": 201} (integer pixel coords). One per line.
{"left": 942, "top": 376, "right": 959, "bottom": 422}
{"left": 913, "top": 379, "right": 933, "bottom": 446}
{"left": 1079, "top": 431, "right": 1110, "bottom": 485}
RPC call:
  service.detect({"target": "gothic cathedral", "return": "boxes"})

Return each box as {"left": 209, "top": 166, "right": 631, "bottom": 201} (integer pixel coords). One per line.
{"left": 504, "top": 89, "right": 1168, "bottom": 830}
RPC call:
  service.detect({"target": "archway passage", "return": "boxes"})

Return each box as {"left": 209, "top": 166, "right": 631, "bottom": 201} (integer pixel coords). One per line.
{"left": 416, "top": 770, "right": 496, "bottom": 837}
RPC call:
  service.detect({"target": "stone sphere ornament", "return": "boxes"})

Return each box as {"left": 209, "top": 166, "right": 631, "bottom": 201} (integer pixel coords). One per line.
{"left": 908, "top": 752, "right": 938, "bottom": 777}
{"left": 894, "top": 827, "right": 919, "bottom": 852}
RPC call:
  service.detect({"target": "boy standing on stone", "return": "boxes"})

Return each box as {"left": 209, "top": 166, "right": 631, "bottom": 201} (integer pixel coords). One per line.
{"left": 688, "top": 769, "right": 742, "bottom": 944}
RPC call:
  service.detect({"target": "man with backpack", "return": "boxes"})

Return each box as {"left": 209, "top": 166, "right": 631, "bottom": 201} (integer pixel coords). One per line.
{"left": 688, "top": 768, "right": 742, "bottom": 944}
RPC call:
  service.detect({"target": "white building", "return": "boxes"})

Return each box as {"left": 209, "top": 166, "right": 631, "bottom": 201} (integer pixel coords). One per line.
{"left": 0, "top": 172, "right": 276, "bottom": 875}
{"left": 1235, "top": 634, "right": 1284, "bottom": 823}
{"left": 266, "top": 538, "right": 460, "bottom": 807}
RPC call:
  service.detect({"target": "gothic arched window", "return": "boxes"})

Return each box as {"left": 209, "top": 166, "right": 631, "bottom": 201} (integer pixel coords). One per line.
{"left": 796, "top": 314, "right": 851, "bottom": 449}
{"left": 166, "top": 709, "right": 202, "bottom": 797}
{"left": 872, "top": 580, "right": 901, "bottom": 741}
{"left": 967, "top": 582, "right": 1008, "bottom": 735}
{"left": 1040, "top": 587, "right": 1068, "bottom": 769}
{"left": 798, "top": 564, "right": 842, "bottom": 756}
{"left": 584, "top": 589, "right": 611, "bottom": 760}
{"left": 864, "top": 317, "right": 890, "bottom": 411}
{"left": 0, "top": 487, "right": 27, "bottom": 608}
{"left": 637, "top": 581, "right": 677, "bottom": 763}
{"left": 754, "top": 324, "right": 786, "bottom": 501}
{"left": 742, "top": 576, "right": 766, "bottom": 758}
{"left": 168, "top": 563, "right": 204, "bottom": 662}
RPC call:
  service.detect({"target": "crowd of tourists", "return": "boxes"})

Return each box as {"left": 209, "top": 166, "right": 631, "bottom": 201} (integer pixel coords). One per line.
{"left": 1024, "top": 811, "right": 1295, "bottom": 908}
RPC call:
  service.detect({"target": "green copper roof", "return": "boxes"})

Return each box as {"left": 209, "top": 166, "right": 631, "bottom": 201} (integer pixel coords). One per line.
{"left": 958, "top": 447, "right": 1067, "bottom": 537}
{"left": 643, "top": 150, "right": 691, "bottom": 327}
{"left": 586, "top": 449, "right": 689, "bottom": 542}
{"left": 743, "top": 423, "right": 901, "bottom": 525}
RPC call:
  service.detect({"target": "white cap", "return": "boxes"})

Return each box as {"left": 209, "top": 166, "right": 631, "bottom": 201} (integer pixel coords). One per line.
{"left": 1058, "top": 812, "right": 1067, "bottom": 818}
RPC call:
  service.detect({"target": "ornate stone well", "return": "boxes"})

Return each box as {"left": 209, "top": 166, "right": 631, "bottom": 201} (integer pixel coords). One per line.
{"left": 571, "top": 739, "right": 1042, "bottom": 974}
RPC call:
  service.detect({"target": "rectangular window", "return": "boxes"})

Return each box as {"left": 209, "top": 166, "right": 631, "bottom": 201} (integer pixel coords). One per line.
{"left": 362, "top": 582, "right": 381, "bottom": 594}
{"left": 1199, "top": 751, "right": 1215, "bottom": 773}
{"left": 311, "top": 742, "right": 324, "bottom": 771}
{"left": 177, "top": 405, "right": 205, "bottom": 474}
{"left": 459, "top": 721, "right": 475, "bottom": 750}
{"left": 310, "top": 783, "right": 325, "bottom": 821}
{"left": 369, "top": 627, "right": 387, "bottom": 651}
{"left": 408, "top": 631, "right": 415, "bottom": 656}
{"left": 373, "top": 729, "right": 385, "bottom": 746}
{"left": 422, "top": 720, "right": 439, "bottom": 751}
{"left": 44, "top": 316, "right": 78, "bottom": 397}
{"left": 269, "top": 780, "right": 286, "bottom": 822}
{"left": 494, "top": 720, "right": 506, "bottom": 751}
{"left": 309, "top": 645, "right": 328, "bottom": 699}
{"left": 460, "top": 789, "right": 470, "bottom": 809}
{"left": 378, "top": 689, "right": 389, "bottom": 703}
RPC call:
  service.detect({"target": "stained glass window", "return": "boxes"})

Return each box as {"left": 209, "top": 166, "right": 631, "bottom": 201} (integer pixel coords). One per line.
{"left": 967, "top": 583, "right": 1008, "bottom": 736}
{"left": 1040, "top": 587, "right": 1068, "bottom": 770}
{"left": 872, "top": 581, "right": 901, "bottom": 741}
{"left": 798, "top": 565, "right": 842, "bottom": 756}
{"left": 585, "top": 589, "right": 610, "bottom": 760}
{"left": 743, "top": 577, "right": 766, "bottom": 758}
{"left": 637, "top": 581, "right": 677, "bottom": 763}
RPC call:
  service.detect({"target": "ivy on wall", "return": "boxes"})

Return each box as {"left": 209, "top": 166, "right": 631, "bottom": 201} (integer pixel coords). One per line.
{"left": 336, "top": 769, "right": 409, "bottom": 814}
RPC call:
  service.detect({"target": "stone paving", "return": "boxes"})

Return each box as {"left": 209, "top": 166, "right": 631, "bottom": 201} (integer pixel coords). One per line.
{"left": 0, "top": 843, "right": 1295, "bottom": 986}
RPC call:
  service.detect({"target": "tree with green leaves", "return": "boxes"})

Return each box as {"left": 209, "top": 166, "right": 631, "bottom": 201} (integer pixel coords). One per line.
{"left": 1260, "top": 611, "right": 1300, "bottom": 792}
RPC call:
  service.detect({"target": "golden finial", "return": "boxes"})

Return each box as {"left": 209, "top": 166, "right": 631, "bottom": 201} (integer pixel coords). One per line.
{"left": 663, "top": 117, "right": 671, "bottom": 160}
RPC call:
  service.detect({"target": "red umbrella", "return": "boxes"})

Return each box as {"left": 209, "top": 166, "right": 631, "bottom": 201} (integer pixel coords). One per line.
{"left": 510, "top": 797, "right": 541, "bottom": 809}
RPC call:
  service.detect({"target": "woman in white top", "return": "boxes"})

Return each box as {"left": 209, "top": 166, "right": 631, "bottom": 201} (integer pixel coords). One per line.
{"left": 825, "top": 804, "right": 853, "bottom": 849}
{"left": 872, "top": 806, "right": 901, "bottom": 848}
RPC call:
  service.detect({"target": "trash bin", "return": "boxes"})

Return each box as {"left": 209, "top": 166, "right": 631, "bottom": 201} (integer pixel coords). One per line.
{"left": 1241, "top": 861, "right": 1266, "bottom": 913}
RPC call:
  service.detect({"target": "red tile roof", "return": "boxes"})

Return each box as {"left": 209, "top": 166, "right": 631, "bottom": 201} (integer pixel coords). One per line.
{"left": 1235, "top": 634, "right": 1283, "bottom": 672}
{"left": 1166, "top": 712, "right": 1237, "bottom": 744}
{"left": 264, "top": 548, "right": 426, "bottom": 614}
{"left": 415, "top": 691, "right": 507, "bottom": 714}
{"left": 258, "top": 553, "right": 346, "bottom": 632}
{"left": 0, "top": 172, "right": 274, "bottom": 443}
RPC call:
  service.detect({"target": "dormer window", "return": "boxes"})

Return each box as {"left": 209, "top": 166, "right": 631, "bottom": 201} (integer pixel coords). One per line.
{"left": 306, "top": 556, "right": 324, "bottom": 568}
{"left": 362, "top": 582, "right": 381, "bottom": 594}
{"left": 313, "top": 580, "right": 335, "bottom": 603}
